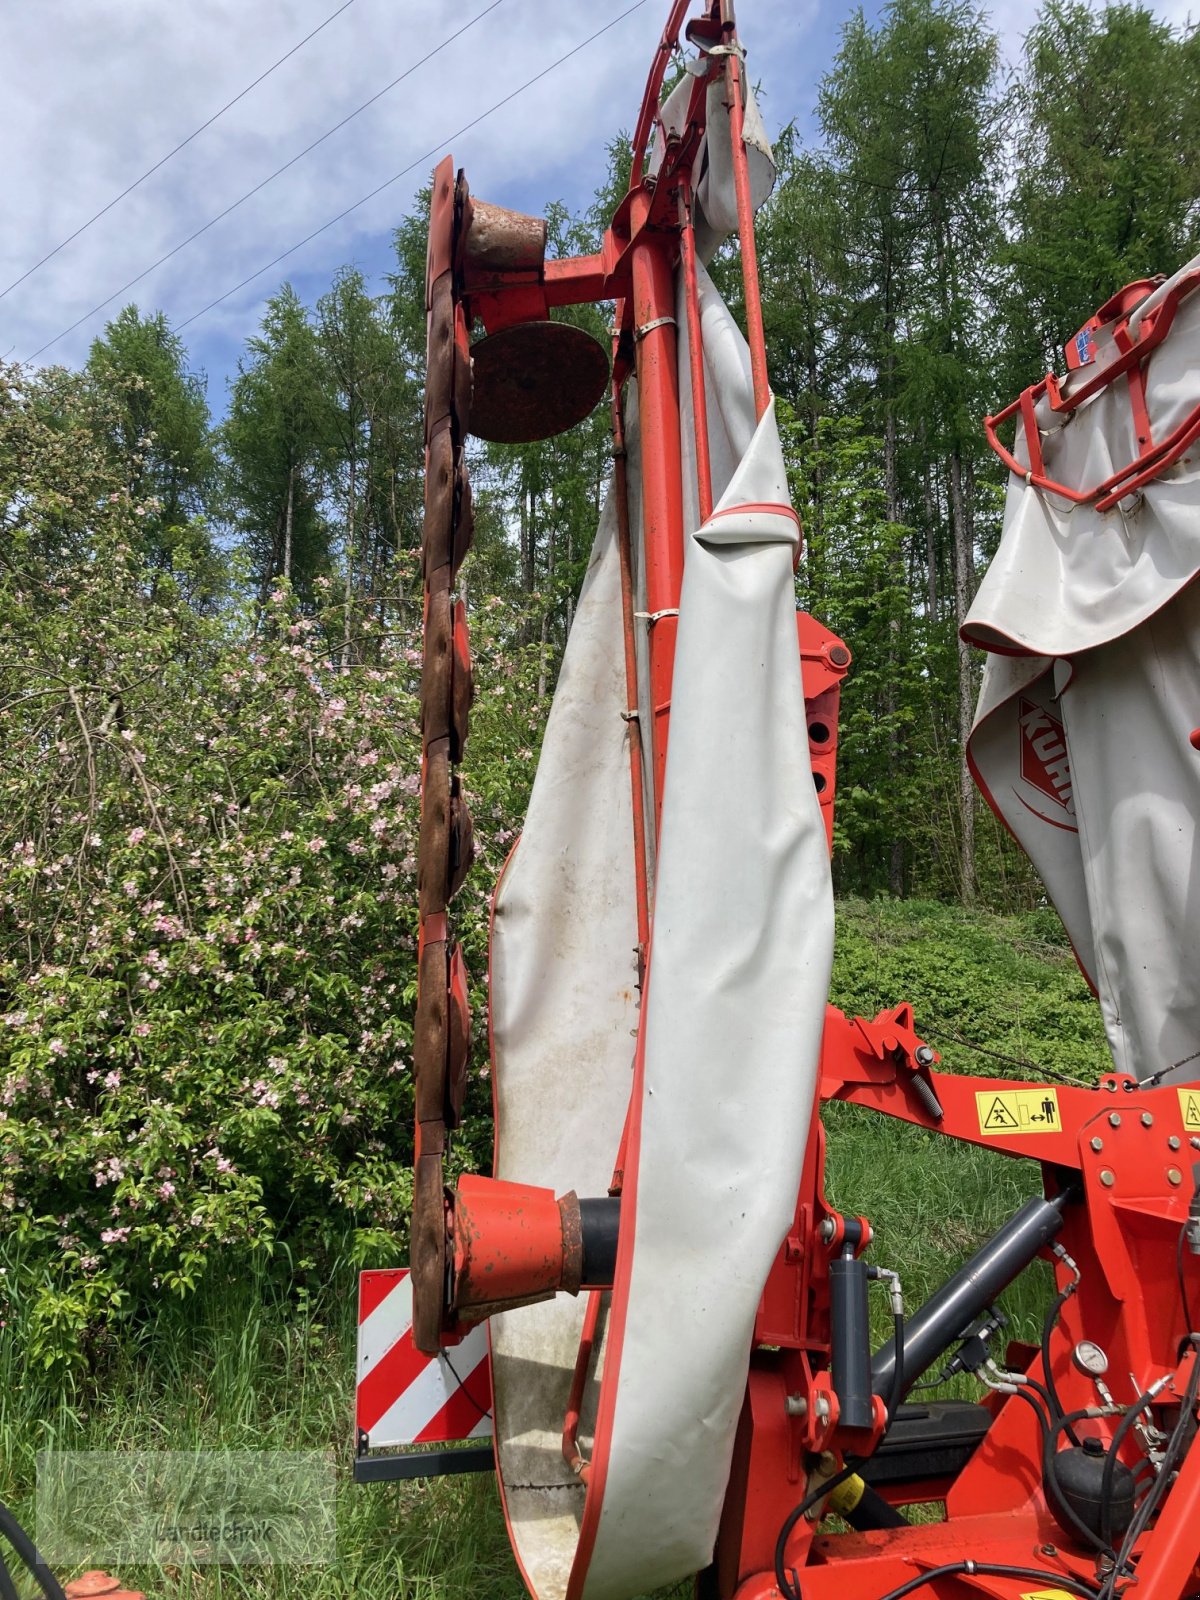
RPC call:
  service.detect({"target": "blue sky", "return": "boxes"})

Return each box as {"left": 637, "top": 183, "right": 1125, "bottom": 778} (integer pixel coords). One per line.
{"left": 1, "top": 0, "right": 1189, "bottom": 419}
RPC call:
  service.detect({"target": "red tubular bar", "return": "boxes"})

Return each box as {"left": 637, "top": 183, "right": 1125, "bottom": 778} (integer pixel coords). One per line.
{"left": 561, "top": 1289, "right": 602, "bottom": 1482}
{"left": 629, "top": 192, "right": 686, "bottom": 834}
{"left": 984, "top": 268, "right": 1200, "bottom": 511}
{"left": 678, "top": 180, "right": 715, "bottom": 525}
{"left": 721, "top": 3, "right": 771, "bottom": 423}
{"left": 611, "top": 366, "right": 654, "bottom": 956}
{"left": 629, "top": 0, "right": 694, "bottom": 182}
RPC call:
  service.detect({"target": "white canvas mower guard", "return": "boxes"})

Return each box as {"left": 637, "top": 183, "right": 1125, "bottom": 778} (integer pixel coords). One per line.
{"left": 966, "top": 251, "right": 1200, "bottom": 1089}
{"left": 488, "top": 110, "right": 834, "bottom": 1599}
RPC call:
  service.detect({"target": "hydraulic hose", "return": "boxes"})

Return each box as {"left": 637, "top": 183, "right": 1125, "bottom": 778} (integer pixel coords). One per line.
{"left": 0, "top": 1503, "right": 68, "bottom": 1600}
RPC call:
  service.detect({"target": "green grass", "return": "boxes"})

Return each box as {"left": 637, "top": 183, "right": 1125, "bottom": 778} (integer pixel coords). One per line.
{"left": 0, "top": 1261, "right": 528, "bottom": 1600}
{"left": 0, "top": 898, "right": 1109, "bottom": 1598}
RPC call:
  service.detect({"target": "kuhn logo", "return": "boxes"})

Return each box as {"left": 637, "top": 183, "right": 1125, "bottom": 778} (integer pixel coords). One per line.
{"left": 1018, "top": 697, "right": 1075, "bottom": 822}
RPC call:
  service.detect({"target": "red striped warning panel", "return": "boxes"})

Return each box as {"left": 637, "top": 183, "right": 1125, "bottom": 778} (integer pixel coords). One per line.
{"left": 355, "top": 1269, "right": 493, "bottom": 1449}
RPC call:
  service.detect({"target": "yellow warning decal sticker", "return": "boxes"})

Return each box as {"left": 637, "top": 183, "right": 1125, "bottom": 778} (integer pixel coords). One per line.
{"left": 1179, "top": 1089, "right": 1200, "bottom": 1131}
{"left": 976, "top": 1087, "right": 1060, "bottom": 1136}
{"left": 1021, "top": 1590, "right": 1079, "bottom": 1600}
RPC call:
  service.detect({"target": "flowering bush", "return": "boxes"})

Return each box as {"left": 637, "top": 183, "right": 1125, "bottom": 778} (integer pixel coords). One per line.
{"left": 0, "top": 362, "right": 545, "bottom": 1373}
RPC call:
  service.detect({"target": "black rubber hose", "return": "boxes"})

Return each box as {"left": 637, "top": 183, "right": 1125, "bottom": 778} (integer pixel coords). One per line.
{"left": 883, "top": 1310, "right": 905, "bottom": 1425}
{"left": 1006, "top": 1379, "right": 1052, "bottom": 1434}
{"left": 777, "top": 1305, "right": 909, "bottom": 1600}
{"left": 774, "top": 1458, "right": 861, "bottom": 1600}
{"left": 1098, "top": 1384, "right": 1156, "bottom": 1547}
{"left": 0, "top": 1549, "right": 21, "bottom": 1600}
{"left": 1042, "top": 1284, "right": 1081, "bottom": 1445}
{"left": 0, "top": 1503, "right": 68, "bottom": 1600}
{"left": 843, "top": 1480, "right": 908, "bottom": 1532}
{"left": 1098, "top": 1347, "right": 1200, "bottom": 1600}
{"left": 1018, "top": 1372, "right": 1056, "bottom": 1416}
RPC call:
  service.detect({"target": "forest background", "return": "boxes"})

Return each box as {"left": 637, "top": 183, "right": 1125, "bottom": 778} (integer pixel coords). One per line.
{"left": 2, "top": 0, "right": 1199, "bottom": 1378}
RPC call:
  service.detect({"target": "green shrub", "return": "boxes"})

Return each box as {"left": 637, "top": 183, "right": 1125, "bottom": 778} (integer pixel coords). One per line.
{"left": 0, "top": 362, "right": 542, "bottom": 1373}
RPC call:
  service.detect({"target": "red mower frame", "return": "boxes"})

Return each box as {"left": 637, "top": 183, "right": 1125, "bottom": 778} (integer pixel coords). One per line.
{"left": 407, "top": 4, "right": 1200, "bottom": 1597}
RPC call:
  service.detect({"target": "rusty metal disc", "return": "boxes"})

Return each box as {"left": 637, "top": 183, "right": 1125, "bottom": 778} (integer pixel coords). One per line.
{"left": 469, "top": 320, "right": 610, "bottom": 443}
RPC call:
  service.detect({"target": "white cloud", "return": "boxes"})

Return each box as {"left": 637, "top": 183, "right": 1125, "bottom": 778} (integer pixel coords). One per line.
{"left": 0, "top": 0, "right": 818, "bottom": 377}
{"left": 2, "top": 0, "right": 1188, "bottom": 391}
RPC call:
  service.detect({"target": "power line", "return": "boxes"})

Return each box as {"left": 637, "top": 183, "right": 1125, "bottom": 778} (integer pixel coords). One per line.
{"left": 0, "top": 0, "right": 360, "bottom": 305}
{"left": 22, "top": 0, "right": 509, "bottom": 363}
{"left": 176, "top": 0, "right": 648, "bottom": 335}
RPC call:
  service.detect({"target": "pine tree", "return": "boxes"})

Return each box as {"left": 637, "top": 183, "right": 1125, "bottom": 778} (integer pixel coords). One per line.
{"left": 317, "top": 268, "right": 393, "bottom": 666}
{"left": 86, "top": 305, "right": 217, "bottom": 588}
{"left": 1000, "top": 1, "right": 1200, "bottom": 391}
{"left": 817, "top": 0, "right": 1004, "bottom": 902}
{"left": 223, "top": 286, "right": 332, "bottom": 601}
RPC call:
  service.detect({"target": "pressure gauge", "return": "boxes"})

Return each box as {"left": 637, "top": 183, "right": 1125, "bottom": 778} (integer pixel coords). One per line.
{"left": 1072, "top": 1340, "right": 1109, "bottom": 1377}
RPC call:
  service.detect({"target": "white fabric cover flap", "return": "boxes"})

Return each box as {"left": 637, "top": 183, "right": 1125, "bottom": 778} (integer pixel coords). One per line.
{"left": 965, "top": 254, "right": 1200, "bottom": 659}
{"left": 488, "top": 282, "right": 831, "bottom": 1600}
{"left": 650, "top": 65, "right": 775, "bottom": 262}
{"left": 965, "top": 252, "right": 1200, "bottom": 1085}
{"left": 488, "top": 490, "right": 641, "bottom": 1599}
{"left": 579, "top": 397, "right": 832, "bottom": 1600}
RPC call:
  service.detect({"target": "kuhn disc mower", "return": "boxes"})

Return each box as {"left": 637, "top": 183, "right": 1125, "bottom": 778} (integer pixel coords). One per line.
{"left": 356, "top": 4, "right": 1200, "bottom": 1597}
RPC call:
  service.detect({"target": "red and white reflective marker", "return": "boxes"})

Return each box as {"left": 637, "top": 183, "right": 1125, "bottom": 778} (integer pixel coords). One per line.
{"left": 356, "top": 1269, "right": 492, "bottom": 1449}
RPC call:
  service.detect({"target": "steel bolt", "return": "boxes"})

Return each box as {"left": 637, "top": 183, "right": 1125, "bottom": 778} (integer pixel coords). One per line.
{"left": 1141, "top": 1112, "right": 1154, "bottom": 1127}
{"left": 1191, "top": 1137, "right": 1200, "bottom": 1151}
{"left": 1169, "top": 1136, "right": 1182, "bottom": 1151}
{"left": 1168, "top": 1168, "right": 1183, "bottom": 1186}
{"left": 1090, "top": 1136, "right": 1104, "bottom": 1152}
{"left": 1100, "top": 1169, "right": 1116, "bottom": 1187}
{"left": 1109, "top": 1112, "right": 1122, "bottom": 1128}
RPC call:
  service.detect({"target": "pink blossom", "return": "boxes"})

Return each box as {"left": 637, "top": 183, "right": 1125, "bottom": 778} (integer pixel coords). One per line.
{"left": 101, "top": 1227, "right": 131, "bottom": 1243}
{"left": 307, "top": 837, "right": 326, "bottom": 853}
{"left": 157, "top": 1181, "right": 176, "bottom": 1200}
{"left": 48, "top": 1038, "right": 67, "bottom": 1057}
{"left": 128, "top": 827, "right": 146, "bottom": 845}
